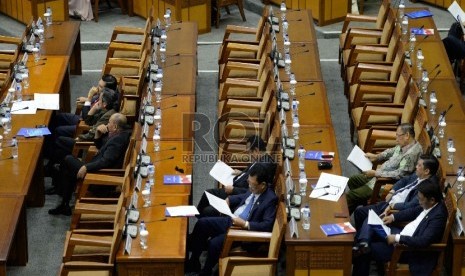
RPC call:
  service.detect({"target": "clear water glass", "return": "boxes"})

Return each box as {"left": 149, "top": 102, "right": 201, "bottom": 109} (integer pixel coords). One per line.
{"left": 139, "top": 229, "right": 149, "bottom": 249}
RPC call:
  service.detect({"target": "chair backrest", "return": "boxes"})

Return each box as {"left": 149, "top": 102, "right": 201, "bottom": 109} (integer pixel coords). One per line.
{"left": 388, "top": 42, "right": 405, "bottom": 82}
{"left": 375, "top": 0, "right": 391, "bottom": 29}
{"left": 268, "top": 202, "right": 287, "bottom": 259}
{"left": 255, "top": 8, "right": 269, "bottom": 42}
{"left": 257, "top": 24, "right": 271, "bottom": 59}
{"left": 400, "top": 82, "right": 420, "bottom": 124}
{"left": 412, "top": 106, "right": 427, "bottom": 141}
{"left": 392, "top": 62, "right": 412, "bottom": 104}
{"left": 385, "top": 28, "right": 401, "bottom": 63}
{"left": 379, "top": 9, "right": 396, "bottom": 45}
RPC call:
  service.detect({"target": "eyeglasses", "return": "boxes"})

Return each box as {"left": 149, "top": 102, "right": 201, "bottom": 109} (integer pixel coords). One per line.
{"left": 324, "top": 185, "right": 340, "bottom": 196}
{"left": 396, "top": 133, "right": 406, "bottom": 138}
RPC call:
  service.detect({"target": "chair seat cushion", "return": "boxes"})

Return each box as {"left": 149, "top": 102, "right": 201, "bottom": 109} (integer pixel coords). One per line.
{"left": 347, "top": 66, "right": 389, "bottom": 84}
{"left": 349, "top": 84, "right": 392, "bottom": 106}
{"left": 228, "top": 50, "right": 256, "bottom": 60}
{"left": 358, "top": 129, "right": 396, "bottom": 150}
{"left": 220, "top": 257, "right": 273, "bottom": 276}
{"left": 112, "top": 50, "right": 141, "bottom": 59}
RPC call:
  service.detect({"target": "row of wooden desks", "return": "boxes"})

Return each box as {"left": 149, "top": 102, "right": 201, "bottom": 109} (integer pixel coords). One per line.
{"left": 276, "top": 10, "right": 351, "bottom": 276}
{"left": 114, "top": 22, "right": 198, "bottom": 275}
{"left": 0, "top": 21, "right": 81, "bottom": 274}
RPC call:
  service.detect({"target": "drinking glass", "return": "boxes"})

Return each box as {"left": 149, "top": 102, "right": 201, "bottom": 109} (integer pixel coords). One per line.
{"left": 448, "top": 147, "right": 456, "bottom": 165}
{"left": 139, "top": 229, "right": 149, "bottom": 249}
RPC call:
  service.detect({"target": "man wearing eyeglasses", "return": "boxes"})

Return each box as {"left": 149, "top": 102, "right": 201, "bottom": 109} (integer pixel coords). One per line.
{"left": 346, "top": 123, "right": 422, "bottom": 213}
{"left": 186, "top": 163, "right": 277, "bottom": 275}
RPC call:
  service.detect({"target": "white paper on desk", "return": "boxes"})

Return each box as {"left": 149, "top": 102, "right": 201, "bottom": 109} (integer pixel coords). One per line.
{"left": 368, "top": 209, "right": 391, "bottom": 238}
{"left": 205, "top": 191, "right": 237, "bottom": 218}
{"left": 209, "top": 160, "right": 235, "bottom": 187}
{"left": 34, "top": 93, "right": 59, "bottom": 110}
{"left": 165, "top": 206, "right": 199, "bottom": 217}
{"left": 309, "top": 172, "right": 348, "bottom": 202}
{"left": 10, "top": 100, "right": 37, "bottom": 114}
{"left": 347, "top": 145, "right": 373, "bottom": 172}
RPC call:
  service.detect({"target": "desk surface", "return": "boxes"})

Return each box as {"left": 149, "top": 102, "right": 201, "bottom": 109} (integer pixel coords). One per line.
{"left": 438, "top": 122, "right": 465, "bottom": 176}
{"left": 285, "top": 125, "right": 342, "bottom": 178}
{"left": 164, "top": 22, "right": 198, "bottom": 56}
{"left": 157, "top": 55, "right": 196, "bottom": 95}
{"left": 282, "top": 81, "right": 331, "bottom": 126}
{"left": 0, "top": 196, "right": 24, "bottom": 264}
{"left": 41, "top": 21, "right": 80, "bottom": 56}
{"left": 426, "top": 79, "right": 465, "bottom": 125}
{"left": 278, "top": 44, "right": 322, "bottom": 82}
{"left": 275, "top": 10, "right": 317, "bottom": 44}
{"left": 25, "top": 55, "right": 69, "bottom": 94}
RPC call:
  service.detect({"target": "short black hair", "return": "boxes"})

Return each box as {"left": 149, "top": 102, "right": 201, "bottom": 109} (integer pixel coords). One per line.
{"left": 417, "top": 178, "right": 443, "bottom": 203}
{"left": 247, "top": 135, "right": 266, "bottom": 152}
{"left": 398, "top": 123, "right": 415, "bottom": 137}
{"left": 248, "top": 163, "right": 269, "bottom": 185}
{"left": 102, "top": 74, "right": 118, "bottom": 91}
{"left": 101, "top": 88, "right": 119, "bottom": 111}
{"left": 419, "top": 154, "right": 439, "bottom": 176}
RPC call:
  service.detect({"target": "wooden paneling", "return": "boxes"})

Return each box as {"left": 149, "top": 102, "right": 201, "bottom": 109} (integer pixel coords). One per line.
{"left": 0, "top": 0, "right": 68, "bottom": 24}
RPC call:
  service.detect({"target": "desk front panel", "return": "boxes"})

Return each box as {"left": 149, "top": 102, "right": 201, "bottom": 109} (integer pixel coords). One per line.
{"left": 282, "top": 81, "right": 331, "bottom": 126}
{"left": 286, "top": 180, "right": 352, "bottom": 275}
{"left": 285, "top": 125, "right": 342, "bottom": 178}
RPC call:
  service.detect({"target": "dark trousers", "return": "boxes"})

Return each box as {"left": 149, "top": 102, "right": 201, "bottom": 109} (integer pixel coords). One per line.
{"left": 188, "top": 216, "right": 232, "bottom": 273}
{"left": 353, "top": 201, "right": 389, "bottom": 231}
{"left": 443, "top": 22, "right": 465, "bottom": 61}
{"left": 56, "top": 155, "right": 84, "bottom": 204}
{"left": 45, "top": 113, "right": 79, "bottom": 159}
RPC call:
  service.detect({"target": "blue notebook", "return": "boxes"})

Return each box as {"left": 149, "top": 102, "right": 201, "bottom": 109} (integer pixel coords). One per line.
{"left": 16, "top": 127, "right": 51, "bottom": 137}
{"left": 406, "top": 10, "right": 433, "bottom": 19}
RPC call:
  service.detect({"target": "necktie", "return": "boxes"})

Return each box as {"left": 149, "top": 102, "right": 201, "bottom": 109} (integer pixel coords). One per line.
{"left": 394, "top": 179, "right": 419, "bottom": 195}
{"left": 239, "top": 195, "right": 255, "bottom": 220}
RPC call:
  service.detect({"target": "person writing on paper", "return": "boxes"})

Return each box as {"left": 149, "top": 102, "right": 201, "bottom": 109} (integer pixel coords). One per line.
{"left": 346, "top": 123, "right": 422, "bottom": 214}
{"left": 443, "top": 21, "right": 465, "bottom": 62}
{"left": 196, "top": 135, "right": 277, "bottom": 217}
{"left": 186, "top": 163, "right": 278, "bottom": 275}
{"left": 353, "top": 154, "right": 439, "bottom": 233}
{"left": 352, "top": 179, "right": 446, "bottom": 276}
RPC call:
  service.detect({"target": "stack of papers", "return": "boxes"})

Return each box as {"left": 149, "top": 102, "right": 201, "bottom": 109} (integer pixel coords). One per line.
{"left": 347, "top": 145, "right": 373, "bottom": 172}
{"left": 309, "top": 173, "right": 348, "bottom": 202}
{"left": 165, "top": 206, "right": 199, "bottom": 217}
{"left": 209, "top": 160, "right": 235, "bottom": 186}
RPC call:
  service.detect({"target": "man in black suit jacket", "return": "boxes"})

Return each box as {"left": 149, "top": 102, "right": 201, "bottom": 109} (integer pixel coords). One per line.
{"left": 48, "top": 113, "right": 132, "bottom": 216}
{"left": 352, "top": 178, "right": 447, "bottom": 276}
{"left": 186, "top": 163, "right": 278, "bottom": 275}
{"left": 196, "top": 135, "right": 277, "bottom": 217}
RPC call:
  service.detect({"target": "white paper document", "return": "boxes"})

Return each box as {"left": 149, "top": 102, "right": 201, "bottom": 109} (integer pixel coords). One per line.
{"left": 209, "top": 160, "right": 235, "bottom": 186}
{"left": 165, "top": 206, "right": 199, "bottom": 217}
{"left": 205, "top": 191, "right": 237, "bottom": 218}
{"left": 448, "top": 1, "right": 465, "bottom": 23}
{"left": 11, "top": 100, "right": 37, "bottom": 114}
{"left": 34, "top": 93, "right": 60, "bottom": 110}
{"left": 347, "top": 145, "right": 373, "bottom": 172}
{"left": 368, "top": 209, "right": 391, "bottom": 238}
{"left": 309, "top": 172, "right": 348, "bottom": 202}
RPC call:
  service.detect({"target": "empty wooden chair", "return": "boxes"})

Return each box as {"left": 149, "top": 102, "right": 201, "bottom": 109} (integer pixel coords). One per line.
{"left": 214, "top": 0, "right": 246, "bottom": 28}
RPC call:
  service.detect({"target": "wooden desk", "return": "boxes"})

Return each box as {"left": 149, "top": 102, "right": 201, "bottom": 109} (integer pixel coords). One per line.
{"left": 282, "top": 82, "right": 331, "bottom": 126}
{"left": 285, "top": 125, "right": 342, "bottom": 178}
{"left": 412, "top": 42, "right": 455, "bottom": 80}
{"left": 0, "top": 196, "right": 26, "bottom": 276}
{"left": 275, "top": 10, "right": 317, "bottom": 44}
{"left": 145, "top": 95, "right": 195, "bottom": 140}
{"left": 437, "top": 122, "right": 465, "bottom": 176}
{"left": 426, "top": 79, "right": 465, "bottom": 126}
{"left": 135, "top": 140, "right": 193, "bottom": 195}
{"left": 25, "top": 55, "right": 71, "bottom": 112}
{"left": 278, "top": 44, "right": 323, "bottom": 82}
{"left": 286, "top": 180, "right": 353, "bottom": 275}
{"left": 0, "top": 0, "right": 69, "bottom": 24}
{"left": 117, "top": 195, "right": 188, "bottom": 276}
{"left": 159, "top": 55, "right": 197, "bottom": 95}
{"left": 164, "top": 22, "right": 198, "bottom": 56}
{"left": 41, "top": 21, "right": 82, "bottom": 75}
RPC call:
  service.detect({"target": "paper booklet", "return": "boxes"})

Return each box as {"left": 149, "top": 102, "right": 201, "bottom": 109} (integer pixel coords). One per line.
{"left": 165, "top": 206, "right": 199, "bottom": 217}
{"left": 347, "top": 145, "right": 373, "bottom": 172}
{"left": 205, "top": 191, "right": 237, "bottom": 218}
{"left": 320, "top": 222, "right": 356, "bottom": 236}
{"left": 368, "top": 209, "right": 391, "bottom": 239}
{"left": 305, "top": 150, "right": 334, "bottom": 161}
{"left": 209, "top": 160, "right": 235, "bottom": 186}
{"left": 448, "top": 1, "right": 465, "bottom": 35}
{"left": 163, "top": 174, "right": 192, "bottom": 184}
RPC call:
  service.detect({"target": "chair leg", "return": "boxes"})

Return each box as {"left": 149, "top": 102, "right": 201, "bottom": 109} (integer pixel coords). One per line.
{"left": 94, "top": 0, "right": 99, "bottom": 22}
{"left": 238, "top": 0, "right": 246, "bottom": 22}
{"left": 216, "top": 6, "right": 220, "bottom": 28}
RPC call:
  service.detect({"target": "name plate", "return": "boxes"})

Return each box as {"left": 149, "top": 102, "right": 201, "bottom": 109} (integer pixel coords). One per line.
{"left": 289, "top": 217, "right": 299, "bottom": 238}
{"left": 124, "top": 236, "right": 133, "bottom": 255}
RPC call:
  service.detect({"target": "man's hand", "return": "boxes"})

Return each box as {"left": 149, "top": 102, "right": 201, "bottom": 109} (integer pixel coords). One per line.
{"left": 232, "top": 169, "right": 242, "bottom": 175}
{"left": 87, "top": 86, "right": 99, "bottom": 99}
{"left": 232, "top": 217, "right": 247, "bottom": 228}
{"left": 363, "top": 170, "right": 376, "bottom": 178}
{"left": 76, "top": 96, "right": 87, "bottom": 103}
{"left": 77, "top": 165, "right": 87, "bottom": 179}
{"left": 385, "top": 192, "right": 393, "bottom": 202}
{"left": 382, "top": 214, "right": 394, "bottom": 225}
{"left": 94, "top": 124, "right": 108, "bottom": 139}
{"left": 365, "top": 152, "right": 378, "bottom": 162}
{"left": 386, "top": 234, "right": 396, "bottom": 245}
{"left": 382, "top": 205, "right": 392, "bottom": 217}
{"left": 224, "top": 185, "right": 234, "bottom": 195}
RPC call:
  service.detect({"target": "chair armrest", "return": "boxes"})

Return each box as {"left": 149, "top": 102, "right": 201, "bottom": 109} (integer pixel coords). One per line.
{"left": 225, "top": 99, "right": 262, "bottom": 110}
{"left": 223, "top": 25, "right": 258, "bottom": 41}
{"left": 350, "top": 62, "right": 393, "bottom": 84}
{"left": 343, "top": 28, "right": 382, "bottom": 50}
{"left": 341, "top": 13, "right": 378, "bottom": 33}
{"left": 223, "top": 257, "right": 278, "bottom": 275}
{"left": 346, "top": 45, "right": 388, "bottom": 67}
{"left": 221, "top": 229, "right": 272, "bottom": 258}
{"left": 61, "top": 262, "right": 114, "bottom": 270}
{"left": 72, "top": 141, "right": 95, "bottom": 157}
{"left": 108, "top": 42, "right": 141, "bottom": 52}
{"left": 220, "top": 79, "right": 260, "bottom": 100}
{"left": 110, "top": 26, "right": 144, "bottom": 41}
{"left": 73, "top": 202, "right": 117, "bottom": 215}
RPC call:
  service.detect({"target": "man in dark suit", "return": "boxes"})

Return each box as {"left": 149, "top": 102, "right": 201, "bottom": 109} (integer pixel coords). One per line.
{"left": 48, "top": 113, "right": 132, "bottom": 216}
{"left": 186, "top": 163, "right": 278, "bottom": 275}
{"left": 352, "top": 178, "right": 447, "bottom": 276}
{"left": 196, "top": 135, "right": 277, "bottom": 217}
{"left": 353, "top": 154, "right": 439, "bottom": 231}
